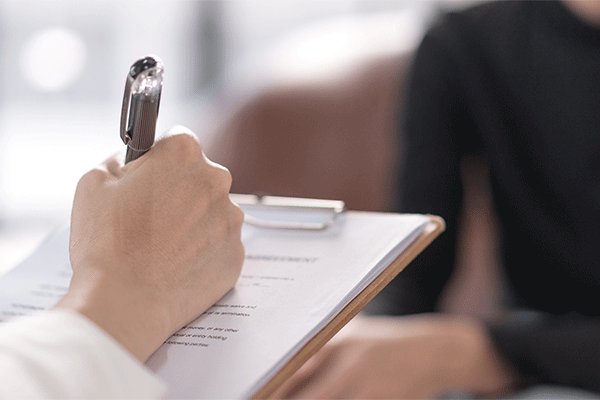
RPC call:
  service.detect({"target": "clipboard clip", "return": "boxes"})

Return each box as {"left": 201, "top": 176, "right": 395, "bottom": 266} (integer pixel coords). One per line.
{"left": 230, "top": 194, "right": 345, "bottom": 231}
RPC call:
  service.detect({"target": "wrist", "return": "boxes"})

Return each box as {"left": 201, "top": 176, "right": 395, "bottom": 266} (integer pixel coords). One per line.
{"left": 445, "top": 317, "right": 520, "bottom": 397}
{"left": 55, "top": 264, "right": 171, "bottom": 362}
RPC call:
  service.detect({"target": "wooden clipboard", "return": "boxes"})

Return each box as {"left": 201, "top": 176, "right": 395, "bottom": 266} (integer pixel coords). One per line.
{"left": 252, "top": 215, "right": 445, "bottom": 399}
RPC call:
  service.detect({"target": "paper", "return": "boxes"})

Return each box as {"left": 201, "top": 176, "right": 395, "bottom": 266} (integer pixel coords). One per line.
{"left": 0, "top": 211, "right": 429, "bottom": 399}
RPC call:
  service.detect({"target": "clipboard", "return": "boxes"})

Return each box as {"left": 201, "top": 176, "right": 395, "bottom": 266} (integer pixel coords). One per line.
{"left": 232, "top": 194, "right": 445, "bottom": 399}
{"left": 0, "top": 194, "right": 444, "bottom": 399}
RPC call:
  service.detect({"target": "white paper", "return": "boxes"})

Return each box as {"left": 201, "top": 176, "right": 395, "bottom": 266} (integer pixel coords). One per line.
{"left": 0, "top": 211, "right": 429, "bottom": 399}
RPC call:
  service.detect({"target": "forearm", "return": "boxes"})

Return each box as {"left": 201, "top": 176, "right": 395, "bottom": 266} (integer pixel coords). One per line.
{"left": 273, "top": 314, "right": 519, "bottom": 399}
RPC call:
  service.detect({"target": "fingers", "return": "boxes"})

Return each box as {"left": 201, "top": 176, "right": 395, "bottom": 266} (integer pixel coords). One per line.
{"left": 161, "top": 124, "right": 197, "bottom": 139}
{"left": 121, "top": 126, "right": 202, "bottom": 172}
{"left": 152, "top": 126, "right": 203, "bottom": 158}
{"left": 67, "top": 124, "right": 246, "bottom": 362}
{"left": 114, "top": 126, "right": 232, "bottom": 193}
{"left": 102, "top": 153, "right": 126, "bottom": 177}
{"left": 154, "top": 129, "right": 203, "bottom": 159}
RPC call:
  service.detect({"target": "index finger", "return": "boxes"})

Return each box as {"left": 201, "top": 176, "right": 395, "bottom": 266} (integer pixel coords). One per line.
{"left": 96, "top": 152, "right": 125, "bottom": 178}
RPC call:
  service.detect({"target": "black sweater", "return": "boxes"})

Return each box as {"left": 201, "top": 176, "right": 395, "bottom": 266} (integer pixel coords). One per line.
{"left": 370, "top": 1, "right": 600, "bottom": 392}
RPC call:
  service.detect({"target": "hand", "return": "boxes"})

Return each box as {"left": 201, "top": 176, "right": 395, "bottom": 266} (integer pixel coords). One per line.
{"left": 55, "top": 127, "right": 245, "bottom": 362}
{"left": 273, "top": 314, "right": 518, "bottom": 399}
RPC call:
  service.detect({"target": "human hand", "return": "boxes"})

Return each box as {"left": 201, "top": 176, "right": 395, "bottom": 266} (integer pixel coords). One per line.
{"left": 55, "top": 126, "right": 245, "bottom": 362}
{"left": 273, "top": 314, "right": 518, "bottom": 399}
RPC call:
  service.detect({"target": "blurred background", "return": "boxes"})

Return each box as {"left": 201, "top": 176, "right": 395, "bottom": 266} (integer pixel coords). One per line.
{"left": 0, "top": 0, "right": 478, "bottom": 275}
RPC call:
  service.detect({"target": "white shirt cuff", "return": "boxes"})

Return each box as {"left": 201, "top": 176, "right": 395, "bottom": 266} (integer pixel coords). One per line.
{"left": 0, "top": 308, "right": 168, "bottom": 399}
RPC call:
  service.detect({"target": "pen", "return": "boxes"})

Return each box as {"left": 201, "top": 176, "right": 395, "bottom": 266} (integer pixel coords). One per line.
{"left": 120, "top": 55, "right": 164, "bottom": 164}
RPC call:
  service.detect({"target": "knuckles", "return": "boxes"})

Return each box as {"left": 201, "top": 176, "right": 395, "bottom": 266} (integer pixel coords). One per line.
{"left": 157, "top": 132, "right": 233, "bottom": 196}
{"left": 212, "top": 165, "right": 233, "bottom": 194}
{"left": 229, "top": 203, "right": 246, "bottom": 276}
{"left": 159, "top": 132, "right": 203, "bottom": 163}
{"left": 77, "top": 167, "right": 110, "bottom": 191}
{"left": 194, "top": 163, "right": 233, "bottom": 200}
{"left": 231, "top": 201, "right": 245, "bottom": 230}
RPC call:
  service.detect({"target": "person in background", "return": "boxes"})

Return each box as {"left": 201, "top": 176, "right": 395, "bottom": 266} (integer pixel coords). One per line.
{"left": 274, "top": 1, "right": 600, "bottom": 398}
{"left": 0, "top": 127, "right": 245, "bottom": 398}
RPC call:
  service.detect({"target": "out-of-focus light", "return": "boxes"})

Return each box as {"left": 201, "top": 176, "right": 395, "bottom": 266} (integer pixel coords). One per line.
{"left": 19, "top": 27, "right": 87, "bottom": 92}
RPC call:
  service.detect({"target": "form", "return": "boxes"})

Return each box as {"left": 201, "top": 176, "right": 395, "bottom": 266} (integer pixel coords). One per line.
{"left": 0, "top": 211, "right": 429, "bottom": 399}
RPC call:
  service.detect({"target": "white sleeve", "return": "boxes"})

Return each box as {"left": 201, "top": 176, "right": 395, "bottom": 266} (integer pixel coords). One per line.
{"left": 0, "top": 308, "right": 168, "bottom": 399}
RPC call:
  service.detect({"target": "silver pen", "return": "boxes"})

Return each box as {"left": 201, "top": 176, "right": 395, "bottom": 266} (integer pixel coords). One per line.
{"left": 120, "top": 55, "right": 164, "bottom": 164}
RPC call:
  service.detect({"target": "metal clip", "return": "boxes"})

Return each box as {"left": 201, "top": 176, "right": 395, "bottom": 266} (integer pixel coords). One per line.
{"left": 231, "top": 194, "right": 346, "bottom": 231}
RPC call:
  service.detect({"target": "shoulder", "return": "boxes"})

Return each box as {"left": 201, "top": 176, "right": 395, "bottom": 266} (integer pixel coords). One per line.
{"left": 420, "top": 1, "right": 529, "bottom": 61}
{"left": 412, "top": 1, "right": 542, "bottom": 87}
{"left": 434, "top": 1, "right": 526, "bottom": 37}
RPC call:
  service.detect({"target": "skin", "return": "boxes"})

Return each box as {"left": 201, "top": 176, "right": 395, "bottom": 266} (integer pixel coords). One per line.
{"left": 562, "top": 0, "right": 600, "bottom": 27}
{"left": 273, "top": 2, "right": 600, "bottom": 398}
{"left": 272, "top": 315, "right": 518, "bottom": 399}
{"left": 55, "top": 126, "right": 245, "bottom": 362}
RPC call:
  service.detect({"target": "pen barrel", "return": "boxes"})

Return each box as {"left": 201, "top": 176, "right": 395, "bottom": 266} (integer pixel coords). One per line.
{"left": 125, "top": 96, "right": 158, "bottom": 164}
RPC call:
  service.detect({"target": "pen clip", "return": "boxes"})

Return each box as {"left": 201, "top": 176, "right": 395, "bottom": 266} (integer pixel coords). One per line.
{"left": 120, "top": 55, "right": 163, "bottom": 151}
{"left": 120, "top": 74, "right": 134, "bottom": 146}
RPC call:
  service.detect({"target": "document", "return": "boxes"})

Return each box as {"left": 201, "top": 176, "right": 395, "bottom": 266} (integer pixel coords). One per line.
{"left": 0, "top": 211, "right": 431, "bottom": 399}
